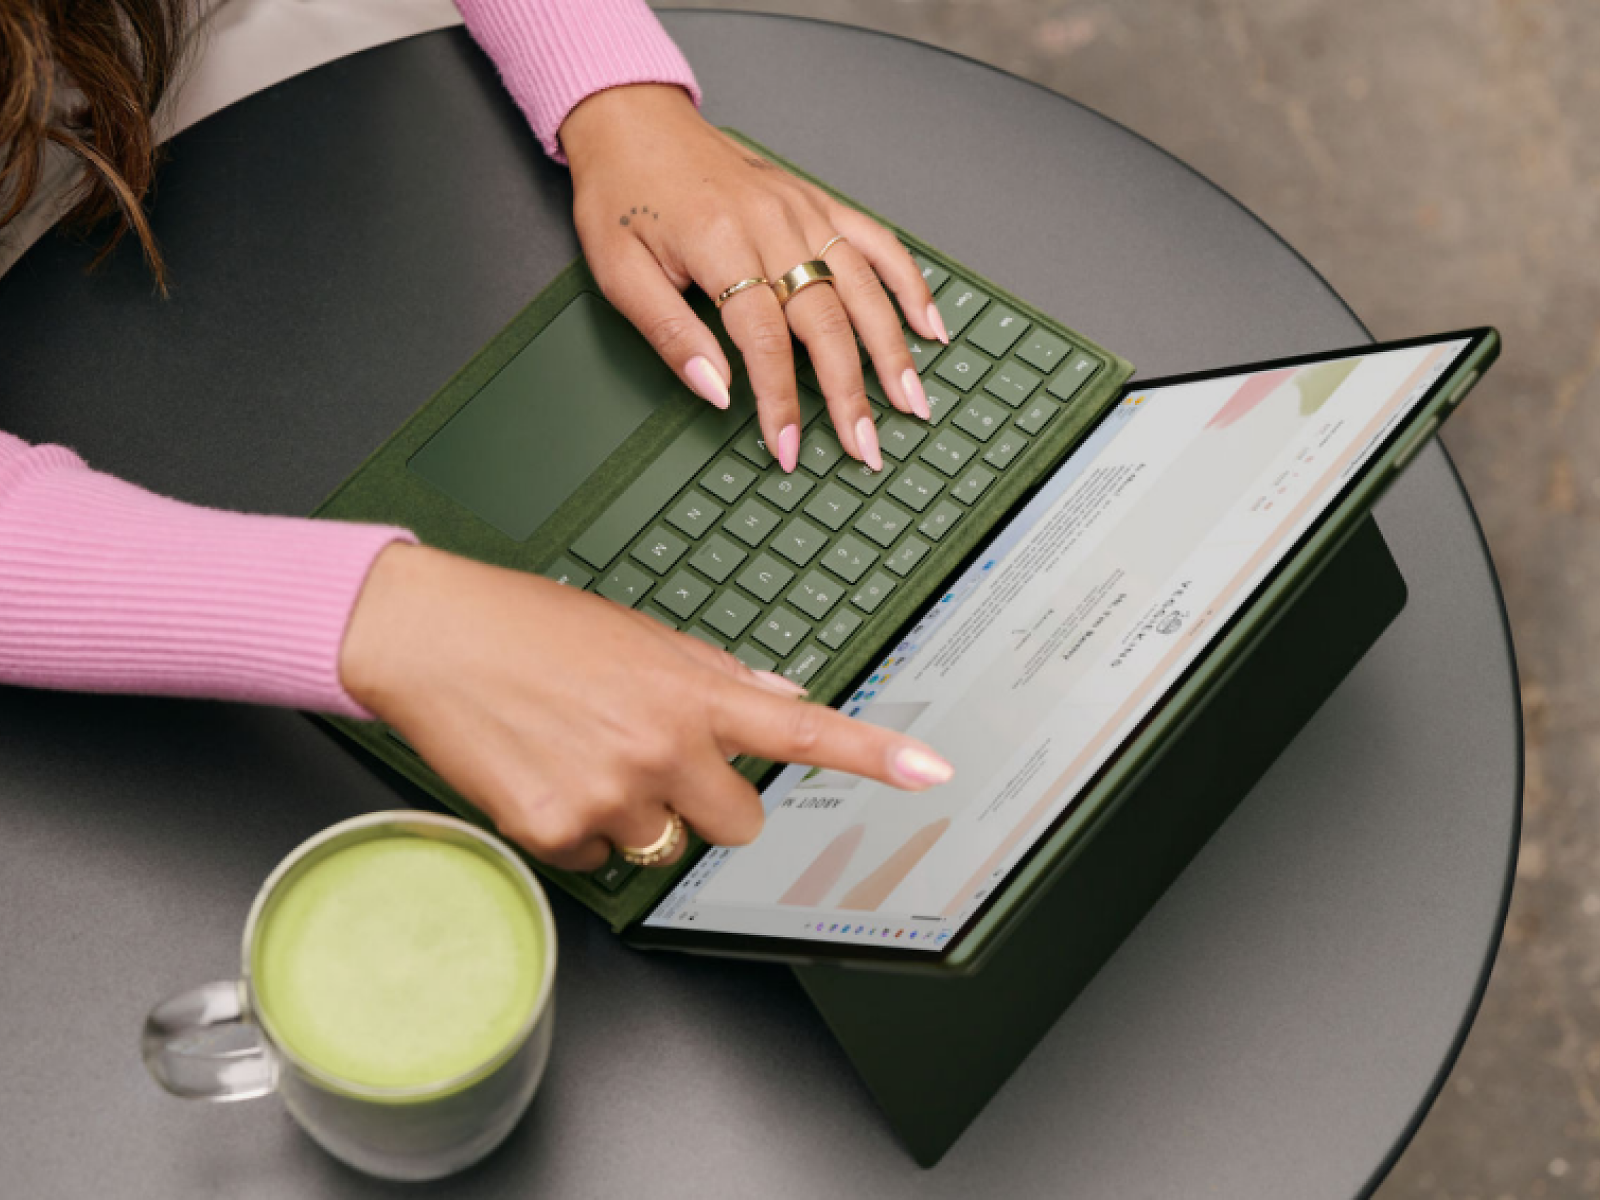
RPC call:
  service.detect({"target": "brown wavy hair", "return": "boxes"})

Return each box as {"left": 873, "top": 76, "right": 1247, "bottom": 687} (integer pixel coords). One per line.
{"left": 0, "top": 0, "right": 191, "bottom": 291}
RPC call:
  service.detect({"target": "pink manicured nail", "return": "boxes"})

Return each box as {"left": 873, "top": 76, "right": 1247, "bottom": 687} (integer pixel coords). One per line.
{"left": 855, "top": 416, "right": 883, "bottom": 472}
{"left": 685, "top": 356, "right": 730, "bottom": 409}
{"left": 926, "top": 302, "right": 950, "bottom": 345}
{"left": 776, "top": 423, "right": 801, "bottom": 474}
{"left": 893, "top": 746, "right": 954, "bottom": 788}
{"left": 902, "top": 368, "right": 931, "bottom": 421}
{"left": 752, "top": 669, "right": 808, "bottom": 697}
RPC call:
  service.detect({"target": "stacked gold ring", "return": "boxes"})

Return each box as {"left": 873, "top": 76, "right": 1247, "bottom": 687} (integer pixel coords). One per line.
{"left": 816, "top": 234, "right": 848, "bottom": 259}
{"left": 771, "top": 260, "right": 835, "bottom": 308}
{"left": 714, "top": 277, "right": 770, "bottom": 309}
{"left": 618, "top": 810, "right": 685, "bottom": 868}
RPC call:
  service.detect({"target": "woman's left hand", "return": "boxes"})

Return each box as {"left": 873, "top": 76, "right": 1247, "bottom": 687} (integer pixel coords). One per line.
{"left": 560, "top": 84, "right": 949, "bottom": 475}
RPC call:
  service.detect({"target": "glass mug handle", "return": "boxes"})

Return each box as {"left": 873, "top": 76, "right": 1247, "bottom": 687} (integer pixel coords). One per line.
{"left": 142, "top": 980, "right": 278, "bottom": 1101}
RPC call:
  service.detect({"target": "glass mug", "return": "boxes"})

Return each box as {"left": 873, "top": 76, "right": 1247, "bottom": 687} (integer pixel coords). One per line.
{"left": 142, "top": 811, "right": 557, "bottom": 1181}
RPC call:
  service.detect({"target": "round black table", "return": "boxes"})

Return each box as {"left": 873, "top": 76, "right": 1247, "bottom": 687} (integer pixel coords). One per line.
{"left": 0, "top": 14, "right": 1519, "bottom": 1198}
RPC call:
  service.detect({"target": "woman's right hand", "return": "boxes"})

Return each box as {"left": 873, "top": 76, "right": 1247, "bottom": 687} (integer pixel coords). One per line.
{"left": 338, "top": 543, "right": 953, "bottom": 872}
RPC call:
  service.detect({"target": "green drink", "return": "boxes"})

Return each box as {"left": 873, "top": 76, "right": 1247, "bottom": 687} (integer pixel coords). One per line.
{"left": 144, "top": 813, "right": 558, "bottom": 1181}
{"left": 253, "top": 837, "right": 546, "bottom": 1090}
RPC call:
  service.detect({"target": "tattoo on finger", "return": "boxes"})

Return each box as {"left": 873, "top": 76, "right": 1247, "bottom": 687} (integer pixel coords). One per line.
{"left": 618, "top": 204, "right": 660, "bottom": 227}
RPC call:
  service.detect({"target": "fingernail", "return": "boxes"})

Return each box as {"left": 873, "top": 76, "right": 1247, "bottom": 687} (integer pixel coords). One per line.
{"left": 893, "top": 745, "right": 954, "bottom": 788}
{"left": 902, "top": 368, "right": 931, "bottom": 421}
{"left": 685, "top": 356, "right": 730, "bottom": 409}
{"left": 777, "top": 423, "right": 801, "bottom": 474}
{"left": 926, "top": 302, "right": 950, "bottom": 345}
{"left": 855, "top": 416, "right": 883, "bottom": 472}
{"left": 752, "top": 669, "right": 808, "bottom": 697}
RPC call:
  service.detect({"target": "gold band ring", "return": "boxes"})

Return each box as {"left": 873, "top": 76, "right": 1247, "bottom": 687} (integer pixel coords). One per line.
{"left": 816, "top": 234, "right": 848, "bottom": 259}
{"left": 714, "top": 277, "right": 770, "bottom": 309}
{"left": 618, "top": 810, "right": 685, "bottom": 868}
{"left": 771, "top": 260, "right": 835, "bottom": 308}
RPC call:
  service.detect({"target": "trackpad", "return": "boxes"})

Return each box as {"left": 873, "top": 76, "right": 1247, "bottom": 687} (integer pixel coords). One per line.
{"left": 409, "top": 293, "right": 672, "bottom": 541}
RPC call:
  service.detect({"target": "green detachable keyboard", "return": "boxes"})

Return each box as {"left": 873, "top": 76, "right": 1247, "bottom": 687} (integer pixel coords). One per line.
{"left": 312, "top": 134, "right": 1134, "bottom": 929}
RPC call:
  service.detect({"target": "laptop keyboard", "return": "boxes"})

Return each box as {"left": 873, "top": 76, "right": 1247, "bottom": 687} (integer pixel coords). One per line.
{"left": 542, "top": 255, "right": 1104, "bottom": 892}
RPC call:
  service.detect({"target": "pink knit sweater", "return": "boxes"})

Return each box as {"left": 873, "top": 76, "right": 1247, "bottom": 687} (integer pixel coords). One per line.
{"left": 0, "top": 0, "right": 699, "bottom": 717}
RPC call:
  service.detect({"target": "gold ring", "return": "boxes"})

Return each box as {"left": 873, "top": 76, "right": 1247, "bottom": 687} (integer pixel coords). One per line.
{"left": 714, "top": 277, "right": 769, "bottom": 309}
{"left": 771, "top": 260, "right": 835, "bottom": 308}
{"left": 618, "top": 810, "right": 685, "bottom": 868}
{"left": 816, "top": 234, "right": 847, "bottom": 259}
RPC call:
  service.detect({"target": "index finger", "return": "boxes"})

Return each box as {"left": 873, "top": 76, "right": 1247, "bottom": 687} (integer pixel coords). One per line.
{"left": 710, "top": 681, "right": 954, "bottom": 791}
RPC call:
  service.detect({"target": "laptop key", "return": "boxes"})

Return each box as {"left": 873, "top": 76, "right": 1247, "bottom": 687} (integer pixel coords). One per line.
{"left": 758, "top": 471, "right": 815, "bottom": 512}
{"left": 724, "top": 498, "right": 782, "bottom": 547}
{"left": 953, "top": 395, "right": 1008, "bottom": 443}
{"left": 737, "top": 553, "right": 794, "bottom": 603}
{"left": 912, "top": 253, "right": 949, "bottom": 294}
{"left": 918, "top": 499, "right": 964, "bottom": 543}
{"left": 838, "top": 459, "right": 893, "bottom": 497}
{"left": 732, "top": 643, "right": 777, "bottom": 672}
{"left": 689, "top": 533, "right": 746, "bottom": 584}
{"left": 935, "top": 280, "right": 989, "bottom": 337}
{"left": 665, "top": 491, "right": 723, "bottom": 540}
{"left": 593, "top": 855, "right": 640, "bottom": 893}
{"left": 968, "top": 305, "right": 1030, "bottom": 359}
{"left": 783, "top": 644, "right": 830, "bottom": 687}
{"left": 818, "top": 609, "right": 863, "bottom": 650}
{"left": 788, "top": 571, "right": 843, "bottom": 621}
{"left": 654, "top": 571, "right": 711, "bottom": 621}
{"left": 1016, "top": 395, "right": 1060, "bottom": 435}
{"left": 753, "top": 607, "right": 810, "bottom": 658}
{"left": 951, "top": 464, "right": 996, "bottom": 505}
{"left": 855, "top": 498, "right": 912, "bottom": 548}
{"left": 799, "top": 427, "right": 846, "bottom": 475}
{"left": 803, "top": 481, "right": 863, "bottom": 530}
{"left": 984, "top": 360, "right": 1041, "bottom": 408}
{"left": 888, "top": 463, "right": 943, "bottom": 512}
{"left": 1046, "top": 351, "right": 1102, "bottom": 402}
{"left": 884, "top": 536, "right": 931, "bottom": 577}
{"left": 983, "top": 430, "right": 1030, "bottom": 470}
{"left": 852, "top": 570, "right": 897, "bottom": 614}
{"left": 825, "top": 535, "right": 878, "bottom": 585}
{"left": 731, "top": 424, "right": 775, "bottom": 468}
{"left": 630, "top": 526, "right": 688, "bottom": 574}
{"left": 878, "top": 414, "right": 929, "bottom": 460}
{"left": 934, "top": 344, "right": 993, "bottom": 393}
{"left": 771, "top": 517, "right": 829, "bottom": 568}
{"left": 642, "top": 605, "right": 680, "bottom": 630}
{"left": 1017, "top": 329, "right": 1069, "bottom": 374}
{"left": 906, "top": 331, "right": 942, "bottom": 375}
{"left": 701, "top": 457, "right": 758, "bottom": 504}
{"left": 704, "top": 590, "right": 760, "bottom": 640}
{"left": 920, "top": 430, "right": 978, "bottom": 477}
{"left": 597, "top": 561, "right": 653, "bottom": 607}
{"left": 543, "top": 556, "right": 592, "bottom": 589}
{"left": 685, "top": 627, "right": 725, "bottom": 650}
{"left": 925, "top": 381, "right": 961, "bottom": 424}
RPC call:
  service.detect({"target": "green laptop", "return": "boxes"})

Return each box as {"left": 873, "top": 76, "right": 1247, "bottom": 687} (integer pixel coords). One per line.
{"left": 312, "top": 133, "right": 1495, "bottom": 983}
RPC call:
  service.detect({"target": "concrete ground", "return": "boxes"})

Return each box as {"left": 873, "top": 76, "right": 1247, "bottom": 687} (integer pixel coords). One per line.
{"left": 659, "top": 1, "right": 1600, "bottom": 1194}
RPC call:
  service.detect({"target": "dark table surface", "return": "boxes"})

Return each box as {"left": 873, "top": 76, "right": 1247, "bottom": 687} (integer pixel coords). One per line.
{"left": 0, "top": 14, "right": 1519, "bottom": 1198}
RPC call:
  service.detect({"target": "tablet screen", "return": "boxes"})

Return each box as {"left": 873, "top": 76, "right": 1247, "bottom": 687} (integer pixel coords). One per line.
{"left": 645, "top": 337, "right": 1473, "bottom": 952}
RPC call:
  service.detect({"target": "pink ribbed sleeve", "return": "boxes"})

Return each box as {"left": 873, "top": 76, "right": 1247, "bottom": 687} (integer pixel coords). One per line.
{"left": 455, "top": 0, "right": 702, "bottom": 161}
{"left": 0, "top": 432, "right": 415, "bottom": 717}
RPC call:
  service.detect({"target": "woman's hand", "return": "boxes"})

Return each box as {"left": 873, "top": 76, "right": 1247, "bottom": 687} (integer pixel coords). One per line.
{"left": 339, "top": 544, "right": 954, "bottom": 872}
{"left": 561, "top": 84, "right": 950, "bottom": 474}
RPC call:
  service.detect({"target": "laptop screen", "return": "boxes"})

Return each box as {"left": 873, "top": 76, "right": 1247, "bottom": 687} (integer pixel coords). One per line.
{"left": 644, "top": 337, "right": 1473, "bottom": 952}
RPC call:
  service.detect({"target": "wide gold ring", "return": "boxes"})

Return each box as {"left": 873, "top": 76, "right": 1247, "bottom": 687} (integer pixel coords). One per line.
{"left": 771, "top": 260, "right": 835, "bottom": 308}
{"left": 618, "top": 810, "right": 685, "bottom": 868}
{"left": 714, "top": 277, "right": 770, "bottom": 310}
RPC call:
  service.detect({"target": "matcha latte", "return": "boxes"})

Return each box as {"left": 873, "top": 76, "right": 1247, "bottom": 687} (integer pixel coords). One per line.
{"left": 252, "top": 835, "right": 547, "bottom": 1091}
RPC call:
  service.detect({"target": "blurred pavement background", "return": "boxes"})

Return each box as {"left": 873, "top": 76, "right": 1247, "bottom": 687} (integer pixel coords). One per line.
{"left": 659, "top": 2, "right": 1600, "bottom": 1195}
